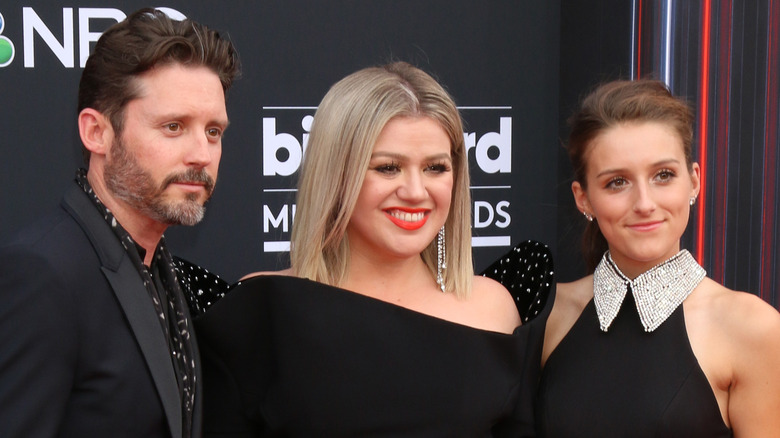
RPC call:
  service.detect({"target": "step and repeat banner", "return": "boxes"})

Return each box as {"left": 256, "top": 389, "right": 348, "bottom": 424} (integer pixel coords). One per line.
{"left": 0, "top": 1, "right": 560, "bottom": 281}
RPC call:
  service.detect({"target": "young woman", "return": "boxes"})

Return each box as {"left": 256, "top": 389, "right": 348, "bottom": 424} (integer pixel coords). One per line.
{"left": 195, "top": 62, "right": 553, "bottom": 437}
{"left": 536, "top": 79, "right": 780, "bottom": 437}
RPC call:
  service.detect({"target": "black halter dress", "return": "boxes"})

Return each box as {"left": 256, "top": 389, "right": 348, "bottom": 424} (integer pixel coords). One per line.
{"left": 535, "top": 291, "right": 732, "bottom": 437}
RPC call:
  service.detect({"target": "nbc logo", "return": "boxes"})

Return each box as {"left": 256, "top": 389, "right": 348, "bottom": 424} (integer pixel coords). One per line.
{"left": 0, "top": 12, "right": 15, "bottom": 67}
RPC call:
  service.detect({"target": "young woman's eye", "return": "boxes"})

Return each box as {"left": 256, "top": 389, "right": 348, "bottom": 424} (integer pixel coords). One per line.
{"left": 206, "top": 127, "right": 223, "bottom": 139}
{"left": 655, "top": 169, "right": 676, "bottom": 183}
{"left": 605, "top": 177, "right": 627, "bottom": 190}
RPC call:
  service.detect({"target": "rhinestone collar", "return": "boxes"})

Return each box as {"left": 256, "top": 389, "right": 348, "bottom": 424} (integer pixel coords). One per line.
{"left": 593, "top": 250, "right": 705, "bottom": 333}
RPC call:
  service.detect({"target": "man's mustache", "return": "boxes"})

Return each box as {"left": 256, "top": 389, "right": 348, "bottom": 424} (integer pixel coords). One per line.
{"left": 162, "top": 168, "right": 215, "bottom": 194}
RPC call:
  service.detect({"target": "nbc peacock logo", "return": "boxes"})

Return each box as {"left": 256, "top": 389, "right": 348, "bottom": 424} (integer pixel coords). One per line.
{"left": 0, "top": 12, "right": 15, "bottom": 67}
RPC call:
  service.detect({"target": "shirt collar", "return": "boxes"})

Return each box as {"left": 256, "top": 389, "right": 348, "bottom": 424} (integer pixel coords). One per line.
{"left": 592, "top": 250, "right": 706, "bottom": 332}
{"left": 74, "top": 168, "right": 166, "bottom": 267}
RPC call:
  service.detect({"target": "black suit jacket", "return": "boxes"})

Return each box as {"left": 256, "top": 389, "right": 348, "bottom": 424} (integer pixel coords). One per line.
{"left": 0, "top": 183, "right": 202, "bottom": 437}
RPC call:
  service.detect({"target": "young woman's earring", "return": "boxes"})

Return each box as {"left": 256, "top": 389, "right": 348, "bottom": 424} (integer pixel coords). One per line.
{"left": 583, "top": 211, "right": 594, "bottom": 222}
{"left": 689, "top": 196, "right": 696, "bottom": 206}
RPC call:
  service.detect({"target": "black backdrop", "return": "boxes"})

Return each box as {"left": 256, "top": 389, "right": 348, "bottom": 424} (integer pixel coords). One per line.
{"left": 1, "top": 1, "right": 777, "bottom": 308}
{"left": 0, "top": 1, "right": 560, "bottom": 282}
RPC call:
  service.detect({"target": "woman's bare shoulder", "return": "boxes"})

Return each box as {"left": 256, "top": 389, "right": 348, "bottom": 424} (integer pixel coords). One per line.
{"left": 689, "top": 279, "right": 780, "bottom": 374}
{"left": 556, "top": 275, "right": 594, "bottom": 311}
{"left": 471, "top": 275, "right": 523, "bottom": 331}
{"left": 692, "top": 279, "right": 780, "bottom": 434}
{"left": 239, "top": 268, "right": 292, "bottom": 281}
{"left": 693, "top": 279, "right": 780, "bottom": 334}
{"left": 713, "top": 281, "right": 779, "bottom": 342}
{"left": 541, "top": 275, "right": 593, "bottom": 366}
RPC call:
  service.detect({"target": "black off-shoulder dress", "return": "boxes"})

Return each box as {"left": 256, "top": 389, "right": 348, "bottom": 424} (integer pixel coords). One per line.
{"left": 193, "top": 241, "right": 554, "bottom": 437}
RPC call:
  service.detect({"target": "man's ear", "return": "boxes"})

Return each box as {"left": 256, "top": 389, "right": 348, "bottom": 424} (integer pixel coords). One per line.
{"left": 78, "top": 108, "right": 114, "bottom": 157}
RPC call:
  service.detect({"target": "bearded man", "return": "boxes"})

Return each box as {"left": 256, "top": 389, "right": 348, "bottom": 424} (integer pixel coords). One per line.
{"left": 0, "top": 8, "right": 239, "bottom": 438}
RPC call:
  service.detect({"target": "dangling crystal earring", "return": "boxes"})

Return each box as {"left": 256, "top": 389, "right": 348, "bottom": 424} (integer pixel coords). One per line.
{"left": 583, "top": 211, "right": 594, "bottom": 222}
{"left": 689, "top": 196, "right": 696, "bottom": 206}
{"left": 436, "top": 226, "right": 446, "bottom": 292}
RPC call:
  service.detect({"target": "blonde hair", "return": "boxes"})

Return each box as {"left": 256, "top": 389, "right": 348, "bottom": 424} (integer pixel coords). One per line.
{"left": 290, "top": 61, "right": 473, "bottom": 298}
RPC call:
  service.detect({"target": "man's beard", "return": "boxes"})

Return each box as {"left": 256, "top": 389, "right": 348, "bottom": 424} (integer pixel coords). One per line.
{"left": 104, "top": 137, "right": 216, "bottom": 226}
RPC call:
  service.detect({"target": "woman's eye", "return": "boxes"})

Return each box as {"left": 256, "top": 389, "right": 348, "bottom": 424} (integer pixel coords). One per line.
{"left": 426, "top": 162, "right": 451, "bottom": 173}
{"left": 605, "top": 177, "right": 627, "bottom": 190}
{"left": 655, "top": 169, "right": 676, "bottom": 182}
{"left": 207, "top": 128, "right": 223, "bottom": 139}
{"left": 374, "top": 163, "right": 400, "bottom": 174}
{"left": 165, "top": 123, "right": 181, "bottom": 132}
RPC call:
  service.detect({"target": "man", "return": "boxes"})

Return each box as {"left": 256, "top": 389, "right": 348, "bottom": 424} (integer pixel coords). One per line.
{"left": 0, "top": 8, "right": 239, "bottom": 437}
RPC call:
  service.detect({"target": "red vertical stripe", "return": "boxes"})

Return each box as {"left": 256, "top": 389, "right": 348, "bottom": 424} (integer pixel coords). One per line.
{"left": 696, "top": 0, "right": 712, "bottom": 264}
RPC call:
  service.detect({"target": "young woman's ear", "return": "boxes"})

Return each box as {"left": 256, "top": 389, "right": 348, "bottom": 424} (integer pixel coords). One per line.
{"left": 572, "top": 181, "right": 593, "bottom": 219}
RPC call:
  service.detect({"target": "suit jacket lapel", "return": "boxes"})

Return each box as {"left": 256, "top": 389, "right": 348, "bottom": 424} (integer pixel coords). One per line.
{"left": 62, "top": 185, "right": 182, "bottom": 438}
{"left": 189, "top": 314, "right": 202, "bottom": 438}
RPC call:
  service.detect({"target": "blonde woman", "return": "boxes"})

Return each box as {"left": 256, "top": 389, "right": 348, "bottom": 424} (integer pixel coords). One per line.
{"left": 195, "top": 62, "right": 554, "bottom": 436}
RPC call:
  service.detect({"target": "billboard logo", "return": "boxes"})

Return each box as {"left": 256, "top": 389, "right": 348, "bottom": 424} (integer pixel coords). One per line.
{"left": 263, "top": 113, "right": 511, "bottom": 177}
{"left": 263, "top": 114, "right": 314, "bottom": 176}
{"left": 260, "top": 106, "right": 517, "bottom": 251}
{"left": 0, "top": 13, "right": 15, "bottom": 67}
{"left": 465, "top": 116, "right": 511, "bottom": 174}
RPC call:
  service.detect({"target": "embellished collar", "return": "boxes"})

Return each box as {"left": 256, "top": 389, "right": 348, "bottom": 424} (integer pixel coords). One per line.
{"left": 593, "top": 250, "right": 705, "bottom": 333}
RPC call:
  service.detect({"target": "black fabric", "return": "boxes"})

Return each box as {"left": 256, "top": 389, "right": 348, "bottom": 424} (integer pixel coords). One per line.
{"left": 174, "top": 256, "right": 230, "bottom": 316}
{"left": 195, "top": 253, "right": 553, "bottom": 438}
{"left": 75, "top": 169, "right": 196, "bottom": 435}
{"left": 0, "top": 183, "right": 188, "bottom": 437}
{"left": 536, "top": 292, "right": 732, "bottom": 437}
{"left": 480, "top": 240, "right": 555, "bottom": 323}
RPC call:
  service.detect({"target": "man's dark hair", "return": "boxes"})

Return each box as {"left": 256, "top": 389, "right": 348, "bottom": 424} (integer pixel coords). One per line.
{"left": 78, "top": 8, "right": 240, "bottom": 164}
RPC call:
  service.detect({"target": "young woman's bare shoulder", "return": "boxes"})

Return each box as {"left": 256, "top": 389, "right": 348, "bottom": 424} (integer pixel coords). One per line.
{"left": 556, "top": 275, "right": 594, "bottom": 312}
{"left": 541, "top": 275, "right": 593, "bottom": 366}
{"left": 239, "top": 268, "right": 292, "bottom": 281}
{"left": 696, "top": 280, "right": 780, "bottom": 434}
{"left": 691, "top": 279, "right": 780, "bottom": 358}
{"left": 708, "top": 281, "right": 780, "bottom": 343}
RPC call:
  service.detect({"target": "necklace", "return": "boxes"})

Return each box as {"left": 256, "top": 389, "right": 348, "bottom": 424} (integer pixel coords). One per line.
{"left": 593, "top": 250, "right": 705, "bottom": 332}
